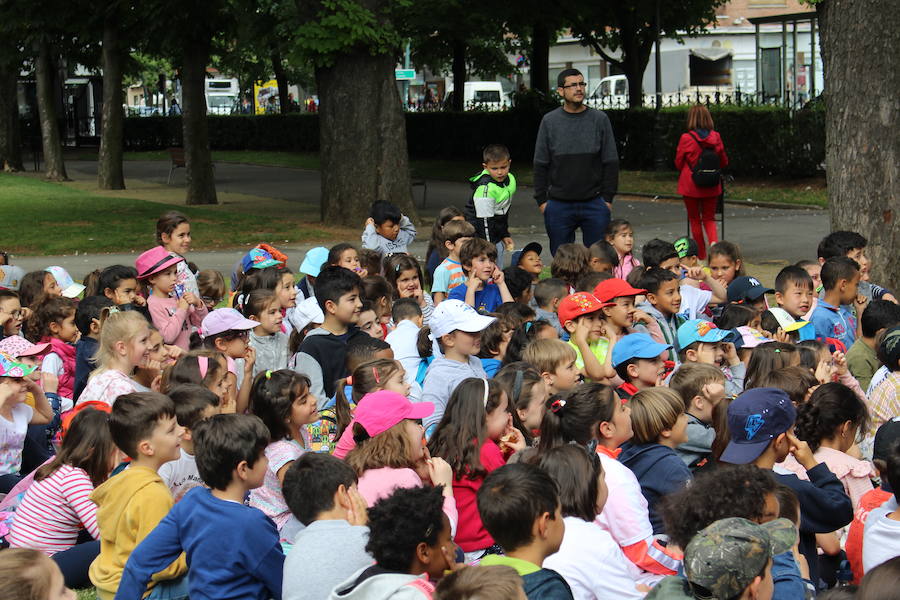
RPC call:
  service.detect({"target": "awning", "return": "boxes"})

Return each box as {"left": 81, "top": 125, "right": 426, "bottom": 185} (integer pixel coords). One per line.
{"left": 690, "top": 48, "right": 733, "bottom": 62}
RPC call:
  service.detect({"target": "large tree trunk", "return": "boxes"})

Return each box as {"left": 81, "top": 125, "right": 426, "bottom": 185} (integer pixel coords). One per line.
{"left": 530, "top": 22, "right": 550, "bottom": 94}
{"left": 818, "top": 0, "right": 899, "bottom": 290}
{"left": 35, "top": 40, "right": 68, "bottom": 181}
{"left": 181, "top": 39, "right": 217, "bottom": 205}
{"left": 451, "top": 38, "right": 466, "bottom": 112}
{"left": 98, "top": 16, "right": 125, "bottom": 190}
{"left": 316, "top": 52, "right": 415, "bottom": 226}
{"left": 271, "top": 47, "right": 290, "bottom": 114}
{"left": 0, "top": 61, "right": 23, "bottom": 172}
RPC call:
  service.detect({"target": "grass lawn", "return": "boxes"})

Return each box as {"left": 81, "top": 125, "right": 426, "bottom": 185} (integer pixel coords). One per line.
{"left": 76, "top": 589, "right": 95, "bottom": 600}
{"left": 66, "top": 149, "right": 826, "bottom": 208}
{"left": 0, "top": 173, "right": 341, "bottom": 255}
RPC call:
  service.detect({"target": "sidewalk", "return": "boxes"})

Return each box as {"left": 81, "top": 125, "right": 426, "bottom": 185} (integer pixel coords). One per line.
{"left": 11, "top": 159, "right": 829, "bottom": 281}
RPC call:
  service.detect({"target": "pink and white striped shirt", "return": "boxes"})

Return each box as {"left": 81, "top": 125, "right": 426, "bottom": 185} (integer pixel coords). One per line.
{"left": 7, "top": 464, "right": 100, "bottom": 555}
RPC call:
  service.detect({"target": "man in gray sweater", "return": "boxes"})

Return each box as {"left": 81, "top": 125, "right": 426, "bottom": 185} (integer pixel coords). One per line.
{"left": 534, "top": 68, "right": 619, "bottom": 255}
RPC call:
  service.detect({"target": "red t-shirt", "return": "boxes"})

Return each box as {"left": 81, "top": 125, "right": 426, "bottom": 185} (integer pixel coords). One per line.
{"left": 453, "top": 439, "right": 507, "bottom": 552}
{"left": 846, "top": 487, "right": 892, "bottom": 583}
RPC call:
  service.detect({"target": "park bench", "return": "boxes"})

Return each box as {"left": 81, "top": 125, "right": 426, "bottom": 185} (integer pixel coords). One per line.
{"left": 167, "top": 147, "right": 215, "bottom": 184}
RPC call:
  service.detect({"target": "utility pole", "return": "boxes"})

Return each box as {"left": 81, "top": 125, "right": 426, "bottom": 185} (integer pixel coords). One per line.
{"left": 653, "top": 0, "right": 666, "bottom": 171}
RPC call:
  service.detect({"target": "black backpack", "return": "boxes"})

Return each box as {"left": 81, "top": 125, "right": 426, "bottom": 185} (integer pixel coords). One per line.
{"left": 688, "top": 131, "right": 721, "bottom": 187}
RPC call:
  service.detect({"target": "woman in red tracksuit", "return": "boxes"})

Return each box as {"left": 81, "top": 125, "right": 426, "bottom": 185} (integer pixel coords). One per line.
{"left": 675, "top": 105, "right": 729, "bottom": 260}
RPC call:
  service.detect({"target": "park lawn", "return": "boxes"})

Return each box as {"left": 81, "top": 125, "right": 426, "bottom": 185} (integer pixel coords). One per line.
{"left": 72, "top": 149, "right": 826, "bottom": 208}
{"left": 0, "top": 173, "right": 337, "bottom": 255}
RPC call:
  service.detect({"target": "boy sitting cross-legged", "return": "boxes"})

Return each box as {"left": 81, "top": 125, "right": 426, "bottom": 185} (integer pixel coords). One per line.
{"left": 448, "top": 238, "right": 513, "bottom": 313}
{"left": 90, "top": 392, "right": 188, "bottom": 600}
{"left": 116, "top": 413, "right": 285, "bottom": 600}
{"left": 282, "top": 452, "right": 373, "bottom": 600}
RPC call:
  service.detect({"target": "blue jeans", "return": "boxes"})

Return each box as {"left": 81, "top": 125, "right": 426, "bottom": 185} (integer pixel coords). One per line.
{"left": 543, "top": 198, "right": 611, "bottom": 255}
{"left": 53, "top": 539, "right": 100, "bottom": 589}
{"left": 144, "top": 575, "right": 190, "bottom": 600}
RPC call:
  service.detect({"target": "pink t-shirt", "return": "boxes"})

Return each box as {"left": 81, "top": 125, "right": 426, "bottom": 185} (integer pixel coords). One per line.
{"left": 357, "top": 466, "right": 458, "bottom": 537}
{"left": 7, "top": 465, "right": 99, "bottom": 555}
{"left": 780, "top": 448, "right": 874, "bottom": 510}
{"left": 248, "top": 437, "right": 306, "bottom": 530}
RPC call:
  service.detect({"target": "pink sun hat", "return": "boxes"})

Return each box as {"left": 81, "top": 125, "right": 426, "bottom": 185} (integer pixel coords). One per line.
{"left": 0, "top": 337, "right": 50, "bottom": 359}
{"left": 135, "top": 246, "right": 183, "bottom": 280}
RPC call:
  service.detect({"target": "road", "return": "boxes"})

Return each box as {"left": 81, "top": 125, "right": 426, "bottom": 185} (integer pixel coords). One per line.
{"left": 12, "top": 159, "right": 829, "bottom": 280}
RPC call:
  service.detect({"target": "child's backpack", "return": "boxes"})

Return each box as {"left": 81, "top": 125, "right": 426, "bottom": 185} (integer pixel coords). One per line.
{"left": 688, "top": 132, "right": 721, "bottom": 188}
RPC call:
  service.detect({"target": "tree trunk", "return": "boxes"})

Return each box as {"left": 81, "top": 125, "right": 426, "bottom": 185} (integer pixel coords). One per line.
{"left": 0, "top": 61, "right": 23, "bottom": 172}
{"left": 818, "top": 0, "right": 899, "bottom": 290}
{"left": 35, "top": 40, "right": 68, "bottom": 181}
{"left": 181, "top": 39, "right": 217, "bottom": 205}
{"left": 98, "top": 16, "right": 125, "bottom": 190}
{"left": 271, "top": 47, "right": 290, "bottom": 114}
{"left": 451, "top": 38, "right": 466, "bottom": 112}
{"left": 530, "top": 22, "right": 550, "bottom": 94}
{"left": 316, "top": 51, "right": 414, "bottom": 227}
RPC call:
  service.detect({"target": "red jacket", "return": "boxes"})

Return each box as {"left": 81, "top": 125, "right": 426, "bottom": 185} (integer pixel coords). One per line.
{"left": 675, "top": 129, "right": 729, "bottom": 198}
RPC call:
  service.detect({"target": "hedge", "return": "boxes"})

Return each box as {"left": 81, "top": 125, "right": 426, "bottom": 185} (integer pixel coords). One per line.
{"left": 122, "top": 105, "right": 824, "bottom": 177}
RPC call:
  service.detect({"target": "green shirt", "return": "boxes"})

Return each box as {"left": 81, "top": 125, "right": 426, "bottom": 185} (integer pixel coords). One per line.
{"left": 568, "top": 338, "right": 610, "bottom": 375}
{"left": 846, "top": 338, "right": 879, "bottom": 391}
{"left": 480, "top": 554, "right": 541, "bottom": 576}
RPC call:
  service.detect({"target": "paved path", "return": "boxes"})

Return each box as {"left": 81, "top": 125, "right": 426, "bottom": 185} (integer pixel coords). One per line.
{"left": 14, "top": 160, "right": 829, "bottom": 280}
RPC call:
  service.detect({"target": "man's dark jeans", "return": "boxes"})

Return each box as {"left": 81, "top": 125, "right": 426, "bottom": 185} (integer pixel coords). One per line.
{"left": 543, "top": 197, "right": 611, "bottom": 255}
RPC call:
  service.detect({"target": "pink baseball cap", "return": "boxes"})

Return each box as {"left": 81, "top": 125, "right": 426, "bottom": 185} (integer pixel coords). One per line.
{"left": 0, "top": 336, "right": 50, "bottom": 359}
{"left": 135, "top": 246, "right": 183, "bottom": 280}
{"left": 199, "top": 308, "right": 258, "bottom": 338}
{"left": 354, "top": 390, "right": 434, "bottom": 438}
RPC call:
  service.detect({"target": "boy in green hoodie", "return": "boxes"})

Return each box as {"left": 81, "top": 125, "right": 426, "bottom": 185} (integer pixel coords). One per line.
{"left": 465, "top": 144, "right": 516, "bottom": 268}
{"left": 89, "top": 392, "right": 187, "bottom": 600}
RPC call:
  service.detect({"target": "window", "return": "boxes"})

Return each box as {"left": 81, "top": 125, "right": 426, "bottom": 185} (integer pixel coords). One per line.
{"left": 473, "top": 90, "right": 501, "bottom": 103}
{"left": 747, "top": 0, "right": 786, "bottom": 6}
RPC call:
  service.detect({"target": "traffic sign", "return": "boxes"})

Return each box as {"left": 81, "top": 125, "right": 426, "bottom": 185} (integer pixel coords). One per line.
{"left": 395, "top": 69, "right": 416, "bottom": 81}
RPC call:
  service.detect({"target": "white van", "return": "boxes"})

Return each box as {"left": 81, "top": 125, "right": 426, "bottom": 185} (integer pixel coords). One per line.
{"left": 444, "top": 81, "right": 506, "bottom": 111}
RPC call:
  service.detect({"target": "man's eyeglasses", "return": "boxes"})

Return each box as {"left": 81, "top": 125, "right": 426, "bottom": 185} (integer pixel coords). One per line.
{"left": 561, "top": 82, "right": 587, "bottom": 89}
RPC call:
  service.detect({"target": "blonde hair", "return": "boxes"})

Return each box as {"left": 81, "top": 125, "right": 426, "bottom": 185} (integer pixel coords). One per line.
{"left": 630, "top": 387, "right": 684, "bottom": 443}
{"left": 522, "top": 338, "right": 577, "bottom": 375}
{"left": 669, "top": 362, "right": 725, "bottom": 411}
{"left": 345, "top": 421, "right": 418, "bottom": 475}
{"left": 0, "top": 548, "right": 55, "bottom": 600}
{"left": 93, "top": 309, "right": 150, "bottom": 371}
{"left": 434, "top": 565, "right": 524, "bottom": 600}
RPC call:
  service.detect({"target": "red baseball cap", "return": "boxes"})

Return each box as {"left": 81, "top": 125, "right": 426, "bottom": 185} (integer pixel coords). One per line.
{"left": 557, "top": 292, "right": 613, "bottom": 325}
{"left": 593, "top": 278, "right": 647, "bottom": 303}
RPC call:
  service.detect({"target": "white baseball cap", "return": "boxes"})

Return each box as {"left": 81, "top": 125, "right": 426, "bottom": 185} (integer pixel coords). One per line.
{"left": 45, "top": 266, "right": 85, "bottom": 298}
{"left": 288, "top": 297, "right": 325, "bottom": 332}
{"left": 0, "top": 265, "right": 24, "bottom": 291}
{"left": 766, "top": 307, "right": 809, "bottom": 333}
{"left": 428, "top": 299, "right": 496, "bottom": 339}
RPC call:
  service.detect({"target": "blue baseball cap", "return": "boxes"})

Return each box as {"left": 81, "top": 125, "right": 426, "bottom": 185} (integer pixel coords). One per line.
{"left": 611, "top": 333, "right": 672, "bottom": 368}
{"left": 241, "top": 248, "right": 283, "bottom": 272}
{"left": 677, "top": 319, "right": 734, "bottom": 351}
{"left": 299, "top": 247, "right": 329, "bottom": 277}
{"left": 721, "top": 388, "right": 797, "bottom": 464}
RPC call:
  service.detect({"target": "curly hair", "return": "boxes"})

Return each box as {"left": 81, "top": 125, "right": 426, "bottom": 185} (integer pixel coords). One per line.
{"left": 660, "top": 464, "right": 778, "bottom": 549}
{"left": 24, "top": 295, "right": 76, "bottom": 342}
{"left": 795, "top": 382, "right": 869, "bottom": 452}
{"left": 366, "top": 485, "right": 446, "bottom": 572}
{"left": 428, "top": 378, "right": 507, "bottom": 480}
{"left": 249, "top": 369, "right": 311, "bottom": 441}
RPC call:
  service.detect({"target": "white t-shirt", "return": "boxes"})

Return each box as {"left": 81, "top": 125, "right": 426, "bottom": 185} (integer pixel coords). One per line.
{"left": 544, "top": 516, "right": 644, "bottom": 600}
{"left": 863, "top": 497, "right": 900, "bottom": 573}
{"left": 41, "top": 353, "right": 73, "bottom": 411}
{"left": 0, "top": 403, "right": 34, "bottom": 476}
{"left": 386, "top": 319, "right": 422, "bottom": 389}
{"left": 158, "top": 450, "right": 205, "bottom": 502}
{"left": 678, "top": 285, "right": 712, "bottom": 321}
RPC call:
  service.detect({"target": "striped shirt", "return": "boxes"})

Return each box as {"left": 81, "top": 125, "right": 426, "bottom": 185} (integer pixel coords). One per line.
{"left": 7, "top": 464, "right": 99, "bottom": 555}
{"left": 431, "top": 258, "right": 465, "bottom": 294}
{"left": 866, "top": 371, "right": 900, "bottom": 443}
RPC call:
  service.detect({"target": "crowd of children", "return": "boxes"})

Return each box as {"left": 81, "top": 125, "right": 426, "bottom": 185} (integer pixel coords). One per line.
{"left": 1, "top": 173, "right": 900, "bottom": 600}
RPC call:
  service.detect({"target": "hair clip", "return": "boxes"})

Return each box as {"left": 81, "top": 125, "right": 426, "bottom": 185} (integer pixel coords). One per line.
{"left": 550, "top": 398, "right": 567, "bottom": 413}
{"left": 198, "top": 356, "right": 209, "bottom": 379}
{"left": 525, "top": 321, "right": 534, "bottom": 333}
{"left": 346, "top": 375, "right": 354, "bottom": 386}
{"left": 265, "top": 370, "right": 272, "bottom": 379}
{"left": 373, "top": 366, "right": 381, "bottom": 384}
{"left": 512, "top": 369, "right": 524, "bottom": 401}
{"left": 107, "top": 306, "right": 120, "bottom": 315}
{"left": 774, "top": 349, "right": 781, "bottom": 353}
{"left": 483, "top": 378, "right": 490, "bottom": 407}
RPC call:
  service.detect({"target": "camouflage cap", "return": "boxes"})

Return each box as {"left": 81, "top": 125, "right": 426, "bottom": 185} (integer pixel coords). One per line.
{"left": 683, "top": 517, "right": 796, "bottom": 599}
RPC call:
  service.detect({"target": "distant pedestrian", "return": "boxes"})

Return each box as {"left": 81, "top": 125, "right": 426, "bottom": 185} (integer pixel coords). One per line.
{"left": 675, "top": 105, "right": 728, "bottom": 260}
{"left": 534, "top": 68, "right": 619, "bottom": 255}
